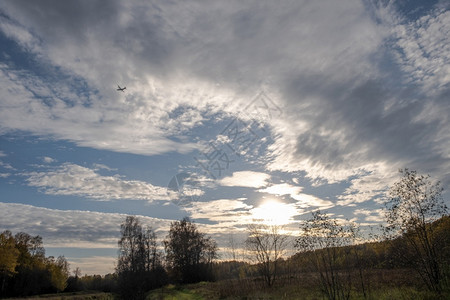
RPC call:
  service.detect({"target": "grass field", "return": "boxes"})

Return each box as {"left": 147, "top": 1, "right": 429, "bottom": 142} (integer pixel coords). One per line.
{"left": 7, "top": 291, "right": 114, "bottom": 300}
{"left": 10, "top": 269, "right": 449, "bottom": 300}
{"left": 145, "top": 281, "right": 447, "bottom": 300}
{"left": 9, "top": 283, "right": 446, "bottom": 300}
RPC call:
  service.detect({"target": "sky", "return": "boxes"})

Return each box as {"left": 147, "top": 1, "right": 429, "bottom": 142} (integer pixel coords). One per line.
{"left": 0, "top": 0, "right": 449, "bottom": 275}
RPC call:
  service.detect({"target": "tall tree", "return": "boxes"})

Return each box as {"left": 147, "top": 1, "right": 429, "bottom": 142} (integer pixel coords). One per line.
{"left": 0, "top": 231, "right": 19, "bottom": 295}
{"left": 227, "top": 233, "right": 238, "bottom": 261}
{"left": 47, "top": 256, "right": 70, "bottom": 292}
{"left": 295, "top": 211, "right": 357, "bottom": 300}
{"left": 11, "top": 232, "right": 52, "bottom": 296}
{"left": 117, "top": 216, "right": 165, "bottom": 299}
{"left": 164, "top": 217, "right": 217, "bottom": 283}
{"left": 118, "top": 216, "right": 142, "bottom": 274}
{"left": 245, "top": 224, "right": 288, "bottom": 287}
{"left": 384, "top": 169, "right": 448, "bottom": 292}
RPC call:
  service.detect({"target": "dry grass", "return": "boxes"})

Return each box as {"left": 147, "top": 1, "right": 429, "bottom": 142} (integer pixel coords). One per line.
{"left": 154, "top": 269, "right": 448, "bottom": 300}
{"left": 10, "top": 291, "right": 115, "bottom": 300}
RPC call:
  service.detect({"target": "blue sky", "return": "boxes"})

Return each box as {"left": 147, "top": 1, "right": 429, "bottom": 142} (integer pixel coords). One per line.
{"left": 1, "top": 0, "right": 449, "bottom": 275}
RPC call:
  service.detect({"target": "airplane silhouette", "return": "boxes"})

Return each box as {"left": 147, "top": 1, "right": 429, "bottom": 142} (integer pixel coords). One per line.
{"left": 117, "top": 85, "right": 126, "bottom": 92}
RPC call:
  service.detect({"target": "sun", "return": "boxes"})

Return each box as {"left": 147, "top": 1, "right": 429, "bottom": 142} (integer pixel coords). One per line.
{"left": 251, "top": 199, "right": 298, "bottom": 225}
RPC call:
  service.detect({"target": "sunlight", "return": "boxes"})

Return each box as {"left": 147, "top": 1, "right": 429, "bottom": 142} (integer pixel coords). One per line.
{"left": 250, "top": 199, "right": 298, "bottom": 225}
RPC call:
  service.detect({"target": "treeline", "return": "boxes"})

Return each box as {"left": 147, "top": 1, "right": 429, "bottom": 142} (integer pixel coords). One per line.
{"left": 0, "top": 231, "right": 69, "bottom": 297}
{"left": 0, "top": 217, "right": 218, "bottom": 299}
{"left": 213, "top": 219, "right": 450, "bottom": 279}
{"left": 211, "top": 215, "right": 450, "bottom": 299}
{"left": 65, "top": 273, "right": 117, "bottom": 293}
{"left": 291, "top": 217, "right": 449, "bottom": 272}
{"left": 294, "top": 215, "right": 450, "bottom": 297}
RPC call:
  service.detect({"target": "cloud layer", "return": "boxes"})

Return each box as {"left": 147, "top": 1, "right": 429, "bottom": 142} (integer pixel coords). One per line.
{"left": 0, "top": 202, "right": 170, "bottom": 248}
{"left": 24, "top": 163, "right": 170, "bottom": 201}
{"left": 0, "top": 1, "right": 447, "bottom": 194}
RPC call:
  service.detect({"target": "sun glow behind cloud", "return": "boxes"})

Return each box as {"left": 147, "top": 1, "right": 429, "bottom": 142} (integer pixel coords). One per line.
{"left": 250, "top": 199, "right": 298, "bottom": 226}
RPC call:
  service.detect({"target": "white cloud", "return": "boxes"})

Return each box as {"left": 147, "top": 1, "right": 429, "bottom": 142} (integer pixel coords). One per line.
{"left": 0, "top": 161, "right": 15, "bottom": 170}
{"left": 185, "top": 198, "right": 252, "bottom": 224}
{"left": 259, "top": 183, "right": 302, "bottom": 196}
{"left": 0, "top": 14, "right": 41, "bottom": 52}
{"left": 219, "top": 171, "right": 270, "bottom": 188}
{"left": 337, "top": 165, "right": 397, "bottom": 206}
{"left": 24, "top": 163, "right": 170, "bottom": 201}
{"left": 92, "top": 163, "right": 116, "bottom": 171}
{"left": 259, "top": 183, "right": 334, "bottom": 210}
{"left": 392, "top": 9, "right": 450, "bottom": 94}
{"left": 292, "top": 193, "right": 334, "bottom": 210}
{"left": 42, "top": 156, "right": 56, "bottom": 163}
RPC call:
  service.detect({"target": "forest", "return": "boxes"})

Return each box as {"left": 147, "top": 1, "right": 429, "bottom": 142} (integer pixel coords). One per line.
{"left": 0, "top": 169, "right": 449, "bottom": 299}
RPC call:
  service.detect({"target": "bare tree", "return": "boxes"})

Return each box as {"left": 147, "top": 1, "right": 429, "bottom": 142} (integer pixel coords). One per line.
{"left": 228, "top": 233, "right": 238, "bottom": 261}
{"left": 245, "top": 223, "right": 288, "bottom": 287}
{"left": 142, "top": 227, "right": 161, "bottom": 272}
{"left": 72, "top": 267, "right": 81, "bottom": 278}
{"left": 295, "top": 211, "right": 356, "bottom": 300}
{"left": 384, "top": 169, "right": 448, "bottom": 292}
{"left": 118, "top": 216, "right": 140, "bottom": 273}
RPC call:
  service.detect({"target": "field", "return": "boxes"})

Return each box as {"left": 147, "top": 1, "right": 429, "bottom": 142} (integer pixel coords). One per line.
{"left": 10, "top": 271, "right": 448, "bottom": 300}
{"left": 5, "top": 291, "right": 114, "bottom": 300}
{"left": 146, "top": 281, "right": 445, "bottom": 300}
{"left": 144, "top": 269, "right": 448, "bottom": 300}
